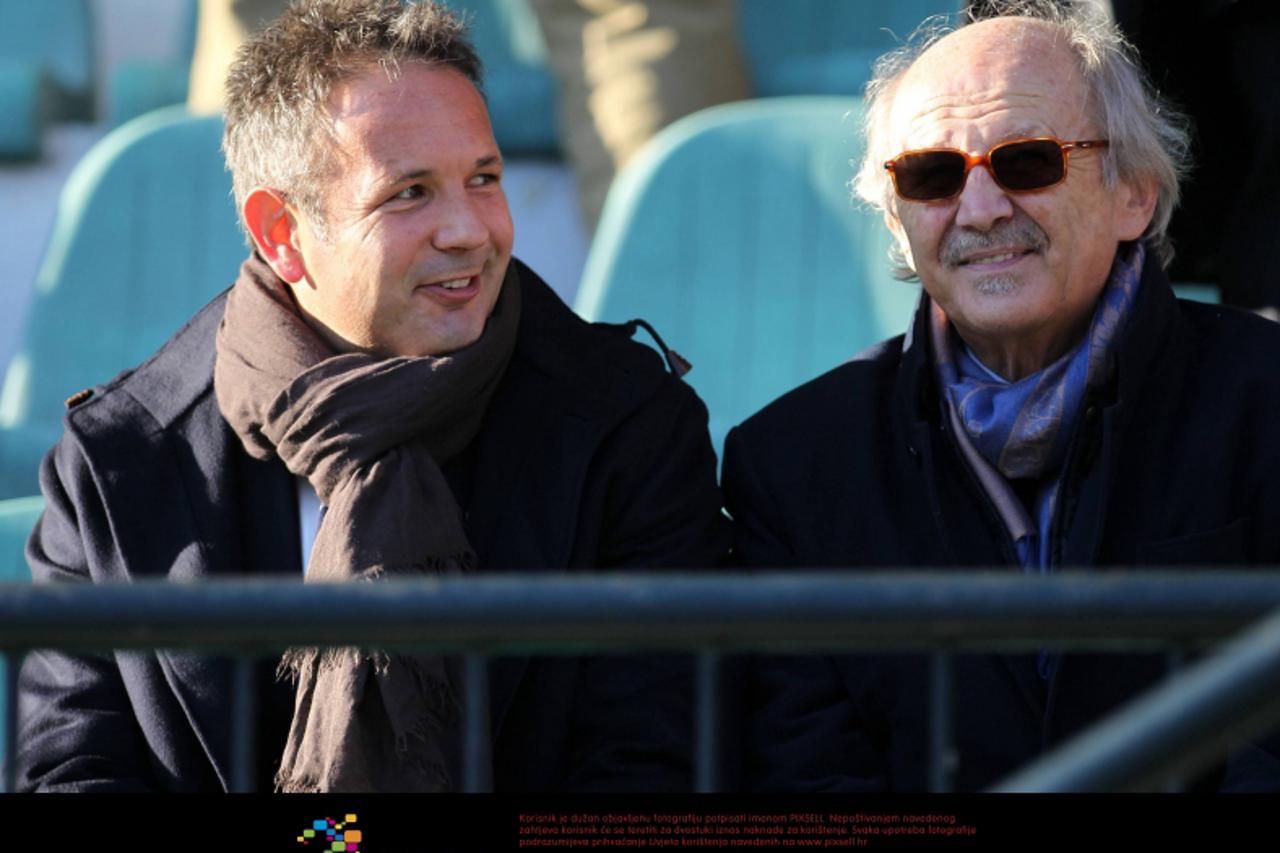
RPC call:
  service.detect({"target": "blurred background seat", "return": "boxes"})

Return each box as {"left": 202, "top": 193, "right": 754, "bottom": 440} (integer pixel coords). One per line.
{"left": 0, "top": 107, "right": 243, "bottom": 499}
{"left": 457, "top": 0, "right": 561, "bottom": 157}
{"left": 0, "top": 494, "right": 43, "bottom": 780}
{"left": 0, "top": 496, "right": 41, "bottom": 581}
{"left": 574, "top": 97, "right": 919, "bottom": 460}
{"left": 106, "top": 0, "right": 199, "bottom": 127}
{"left": 0, "top": 0, "right": 96, "bottom": 160}
{"left": 739, "top": 0, "right": 955, "bottom": 96}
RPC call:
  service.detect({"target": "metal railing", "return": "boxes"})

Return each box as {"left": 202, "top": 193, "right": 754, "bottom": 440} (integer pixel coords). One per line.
{"left": 3, "top": 571, "right": 1280, "bottom": 793}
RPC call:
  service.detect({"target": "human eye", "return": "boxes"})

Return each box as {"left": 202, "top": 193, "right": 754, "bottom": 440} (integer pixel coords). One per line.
{"left": 468, "top": 171, "right": 501, "bottom": 188}
{"left": 390, "top": 184, "right": 425, "bottom": 202}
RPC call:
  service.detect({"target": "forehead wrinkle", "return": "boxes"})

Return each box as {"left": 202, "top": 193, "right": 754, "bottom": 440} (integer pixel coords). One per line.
{"left": 894, "top": 75, "right": 1094, "bottom": 152}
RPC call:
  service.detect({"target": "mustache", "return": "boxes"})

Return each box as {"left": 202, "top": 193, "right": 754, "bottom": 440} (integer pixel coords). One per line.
{"left": 939, "top": 215, "right": 1049, "bottom": 267}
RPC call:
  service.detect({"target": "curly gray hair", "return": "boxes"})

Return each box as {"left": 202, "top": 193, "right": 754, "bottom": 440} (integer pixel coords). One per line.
{"left": 854, "top": 0, "right": 1191, "bottom": 274}
{"left": 222, "top": 0, "right": 483, "bottom": 240}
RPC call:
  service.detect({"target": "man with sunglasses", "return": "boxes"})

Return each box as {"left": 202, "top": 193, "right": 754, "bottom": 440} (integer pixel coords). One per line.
{"left": 725, "top": 0, "right": 1280, "bottom": 791}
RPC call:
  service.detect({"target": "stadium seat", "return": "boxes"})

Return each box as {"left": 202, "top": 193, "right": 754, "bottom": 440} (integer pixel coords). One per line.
{"left": 0, "top": 0, "right": 96, "bottom": 159}
{"left": 574, "top": 97, "right": 919, "bottom": 459}
{"left": 739, "top": 0, "right": 960, "bottom": 96}
{"left": 0, "top": 494, "right": 42, "bottom": 788}
{"left": 0, "top": 496, "right": 40, "bottom": 582}
{"left": 0, "top": 108, "right": 244, "bottom": 498}
{"left": 447, "top": 0, "right": 560, "bottom": 156}
{"left": 0, "top": 61, "right": 43, "bottom": 160}
{"left": 1171, "top": 283, "right": 1221, "bottom": 304}
{"left": 107, "top": 0, "right": 200, "bottom": 127}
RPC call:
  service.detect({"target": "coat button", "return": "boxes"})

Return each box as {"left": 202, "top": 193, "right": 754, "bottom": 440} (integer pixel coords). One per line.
{"left": 64, "top": 388, "right": 93, "bottom": 408}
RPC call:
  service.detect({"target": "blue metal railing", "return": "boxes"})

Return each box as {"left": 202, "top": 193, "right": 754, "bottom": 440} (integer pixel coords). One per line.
{"left": 3, "top": 571, "right": 1280, "bottom": 793}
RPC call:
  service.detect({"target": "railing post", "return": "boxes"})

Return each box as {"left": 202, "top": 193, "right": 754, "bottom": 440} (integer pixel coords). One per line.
{"left": 229, "top": 656, "right": 257, "bottom": 793}
{"left": 694, "top": 650, "right": 721, "bottom": 793}
{"left": 2, "top": 650, "right": 21, "bottom": 793}
{"left": 928, "top": 651, "right": 956, "bottom": 793}
{"left": 463, "top": 653, "right": 492, "bottom": 793}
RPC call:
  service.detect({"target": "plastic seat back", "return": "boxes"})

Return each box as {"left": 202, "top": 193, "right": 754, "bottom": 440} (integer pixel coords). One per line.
{"left": 107, "top": 0, "right": 200, "bottom": 127}
{"left": 739, "top": 0, "right": 959, "bottom": 96}
{"left": 0, "top": 108, "right": 244, "bottom": 497}
{"left": 575, "top": 97, "right": 919, "bottom": 458}
{"left": 0, "top": 494, "right": 43, "bottom": 787}
{"left": 0, "top": 0, "right": 95, "bottom": 121}
{"left": 446, "top": 0, "right": 559, "bottom": 156}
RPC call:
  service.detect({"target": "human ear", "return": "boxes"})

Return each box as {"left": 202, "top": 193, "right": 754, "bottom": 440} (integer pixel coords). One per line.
{"left": 1114, "top": 175, "right": 1159, "bottom": 241}
{"left": 243, "top": 188, "right": 307, "bottom": 283}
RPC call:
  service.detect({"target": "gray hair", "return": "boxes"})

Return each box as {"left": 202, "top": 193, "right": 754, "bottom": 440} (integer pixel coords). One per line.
{"left": 222, "top": 0, "right": 483, "bottom": 239}
{"left": 854, "top": 0, "right": 1192, "bottom": 273}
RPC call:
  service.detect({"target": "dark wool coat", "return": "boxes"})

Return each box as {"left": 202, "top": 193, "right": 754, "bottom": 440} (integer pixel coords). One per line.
{"left": 723, "top": 252, "right": 1280, "bottom": 792}
{"left": 16, "top": 260, "right": 730, "bottom": 792}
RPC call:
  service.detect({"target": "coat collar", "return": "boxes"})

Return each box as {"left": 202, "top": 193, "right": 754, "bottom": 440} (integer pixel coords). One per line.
{"left": 889, "top": 243, "right": 1187, "bottom": 724}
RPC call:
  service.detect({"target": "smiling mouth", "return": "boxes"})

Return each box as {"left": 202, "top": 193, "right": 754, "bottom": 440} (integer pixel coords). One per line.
{"left": 956, "top": 247, "right": 1037, "bottom": 267}
{"left": 415, "top": 273, "right": 482, "bottom": 303}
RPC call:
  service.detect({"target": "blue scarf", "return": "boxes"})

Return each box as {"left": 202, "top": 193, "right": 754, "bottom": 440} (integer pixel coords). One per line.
{"left": 933, "top": 242, "right": 1145, "bottom": 571}
{"left": 932, "top": 243, "right": 1145, "bottom": 679}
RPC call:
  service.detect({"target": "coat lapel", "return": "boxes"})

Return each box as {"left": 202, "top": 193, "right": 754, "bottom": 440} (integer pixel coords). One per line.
{"left": 901, "top": 314, "right": 1048, "bottom": 728}
{"left": 128, "top": 402, "right": 298, "bottom": 791}
{"left": 467, "top": 355, "right": 609, "bottom": 740}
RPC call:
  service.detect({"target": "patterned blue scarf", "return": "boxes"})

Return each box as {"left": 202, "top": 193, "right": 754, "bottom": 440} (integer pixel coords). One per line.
{"left": 933, "top": 242, "right": 1145, "bottom": 571}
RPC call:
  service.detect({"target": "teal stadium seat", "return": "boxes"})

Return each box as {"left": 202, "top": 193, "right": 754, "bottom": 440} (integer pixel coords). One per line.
{"left": 107, "top": 0, "right": 199, "bottom": 127}
{"left": 0, "top": 494, "right": 42, "bottom": 789}
{"left": 447, "top": 0, "right": 560, "bottom": 156}
{"left": 0, "top": 0, "right": 95, "bottom": 159}
{"left": 737, "top": 0, "right": 957, "bottom": 96}
{"left": 574, "top": 97, "right": 919, "bottom": 459}
{"left": 1171, "top": 283, "right": 1221, "bottom": 304}
{"left": 0, "top": 495, "right": 39, "bottom": 581}
{"left": 739, "top": 0, "right": 960, "bottom": 96}
{"left": 0, "top": 108, "right": 244, "bottom": 498}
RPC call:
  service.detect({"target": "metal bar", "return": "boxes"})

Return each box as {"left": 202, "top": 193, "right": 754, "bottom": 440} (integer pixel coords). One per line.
{"left": 462, "top": 653, "right": 491, "bottom": 793}
{"left": 1163, "top": 644, "right": 1188, "bottom": 793}
{"left": 2, "top": 650, "right": 19, "bottom": 794}
{"left": 928, "top": 652, "right": 955, "bottom": 792}
{"left": 229, "top": 656, "right": 257, "bottom": 793}
{"left": 1, "top": 573, "right": 1278, "bottom": 653}
{"left": 992, "top": 606, "right": 1280, "bottom": 792}
{"left": 694, "top": 651, "right": 720, "bottom": 793}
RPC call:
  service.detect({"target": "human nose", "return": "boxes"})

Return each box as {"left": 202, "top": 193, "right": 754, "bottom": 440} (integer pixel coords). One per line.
{"left": 431, "top": 191, "right": 489, "bottom": 252}
{"left": 953, "top": 164, "right": 1014, "bottom": 231}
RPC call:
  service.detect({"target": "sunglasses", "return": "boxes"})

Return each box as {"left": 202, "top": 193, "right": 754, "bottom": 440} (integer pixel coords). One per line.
{"left": 883, "top": 137, "right": 1109, "bottom": 202}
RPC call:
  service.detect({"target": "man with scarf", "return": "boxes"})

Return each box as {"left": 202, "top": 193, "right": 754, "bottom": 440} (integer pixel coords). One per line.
{"left": 726, "top": 1, "right": 1280, "bottom": 791}
{"left": 16, "top": 0, "right": 728, "bottom": 792}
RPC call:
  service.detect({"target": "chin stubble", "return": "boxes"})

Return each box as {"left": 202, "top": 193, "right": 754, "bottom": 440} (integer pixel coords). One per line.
{"left": 974, "top": 274, "right": 1018, "bottom": 295}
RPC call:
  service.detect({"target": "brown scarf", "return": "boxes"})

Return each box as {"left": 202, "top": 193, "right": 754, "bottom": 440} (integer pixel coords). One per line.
{"left": 213, "top": 254, "right": 520, "bottom": 791}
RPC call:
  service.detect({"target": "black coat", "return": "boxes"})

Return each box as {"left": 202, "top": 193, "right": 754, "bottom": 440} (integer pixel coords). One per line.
{"left": 723, "top": 255, "right": 1280, "bottom": 792}
{"left": 16, "top": 260, "right": 730, "bottom": 792}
